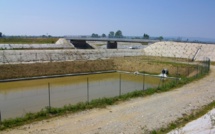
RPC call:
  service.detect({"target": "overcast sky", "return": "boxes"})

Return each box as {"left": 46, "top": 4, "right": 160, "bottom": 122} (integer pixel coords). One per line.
{"left": 0, "top": 0, "right": 215, "bottom": 39}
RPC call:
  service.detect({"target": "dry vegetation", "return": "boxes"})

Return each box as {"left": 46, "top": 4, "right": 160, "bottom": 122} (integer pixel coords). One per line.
{"left": 113, "top": 56, "right": 196, "bottom": 76}
{"left": 0, "top": 60, "right": 113, "bottom": 79}
{"left": 0, "top": 56, "right": 196, "bottom": 80}
{"left": 0, "top": 38, "right": 58, "bottom": 44}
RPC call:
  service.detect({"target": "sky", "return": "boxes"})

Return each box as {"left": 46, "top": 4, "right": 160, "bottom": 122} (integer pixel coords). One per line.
{"left": 0, "top": 0, "right": 215, "bottom": 39}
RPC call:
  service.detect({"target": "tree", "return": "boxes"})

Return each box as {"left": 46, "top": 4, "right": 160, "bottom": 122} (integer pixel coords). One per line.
{"left": 158, "top": 36, "right": 163, "bottom": 41}
{"left": 108, "top": 31, "right": 115, "bottom": 38}
{"left": 91, "top": 33, "right": 99, "bottom": 38}
{"left": 102, "top": 33, "right": 106, "bottom": 38}
{"left": 176, "top": 37, "right": 182, "bottom": 42}
{"left": 0, "top": 32, "right": 2, "bottom": 37}
{"left": 115, "top": 30, "right": 123, "bottom": 38}
{"left": 143, "top": 33, "right": 149, "bottom": 39}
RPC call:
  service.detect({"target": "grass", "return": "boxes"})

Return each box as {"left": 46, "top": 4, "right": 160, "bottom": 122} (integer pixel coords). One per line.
{"left": 141, "top": 42, "right": 148, "bottom": 45}
{"left": 149, "top": 100, "right": 215, "bottom": 134}
{"left": 0, "top": 69, "right": 209, "bottom": 131}
{"left": 148, "top": 59, "right": 197, "bottom": 67}
{"left": 95, "top": 44, "right": 105, "bottom": 46}
{"left": 0, "top": 37, "right": 58, "bottom": 44}
{"left": 147, "top": 72, "right": 212, "bottom": 134}
{"left": 138, "top": 56, "right": 190, "bottom": 63}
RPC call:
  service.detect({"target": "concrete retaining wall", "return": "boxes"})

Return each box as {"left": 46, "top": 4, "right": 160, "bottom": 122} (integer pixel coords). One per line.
{"left": 143, "top": 42, "right": 215, "bottom": 61}
{"left": 0, "top": 49, "right": 144, "bottom": 64}
{"left": 0, "top": 43, "right": 73, "bottom": 49}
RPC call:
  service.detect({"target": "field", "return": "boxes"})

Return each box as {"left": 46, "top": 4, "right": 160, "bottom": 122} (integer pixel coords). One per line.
{"left": 0, "top": 37, "right": 58, "bottom": 44}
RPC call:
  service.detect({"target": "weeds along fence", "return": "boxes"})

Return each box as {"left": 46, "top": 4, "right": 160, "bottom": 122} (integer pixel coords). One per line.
{"left": 0, "top": 57, "right": 210, "bottom": 121}
{"left": 0, "top": 72, "right": 175, "bottom": 120}
{"left": 198, "top": 57, "right": 210, "bottom": 75}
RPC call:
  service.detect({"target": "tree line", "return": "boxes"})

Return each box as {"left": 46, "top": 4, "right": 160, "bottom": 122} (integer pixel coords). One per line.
{"left": 91, "top": 30, "right": 123, "bottom": 38}
{"left": 91, "top": 30, "right": 163, "bottom": 41}
{"left": 0, "top": 31, "right": 163, "bottom": 41}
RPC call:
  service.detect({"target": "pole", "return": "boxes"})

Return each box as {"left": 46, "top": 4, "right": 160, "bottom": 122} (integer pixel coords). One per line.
{"left": 87, "top": 77, "right": 89, "bottom": 103}
{"left": 2, "top": 51, "right": 4, "bottom": 63}
{"left": 48, "top": 83, "right": 51, "bottom": 110}
{"left": 188, "top": 67, "right": 190, "bottom": 76}
{"left": 119, "top": 74, "right": 121, "bottom": 96}
{"left": 177, "top": 66, "right": 179, "bottom": 76}
{"left": 208, "top": 58, "right": 210, "bottom": 73}
{"left": 196, "top": 65, "right": 199, "bottom": 77}
{"left": 0, "top": 110, "right": 1, "bottom": 124}
{"left": 162, "top": 77, "right": 164, "bottom": 86}
{"left": 143, "top": 74, "right": 145, "bottom": 90}
{"left": 35, "top": 53, "right": 37, "bottom": 62}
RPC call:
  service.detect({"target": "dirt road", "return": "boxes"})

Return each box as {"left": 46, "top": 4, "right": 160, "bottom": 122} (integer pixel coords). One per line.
{"left": 2, "top": 66, "right": 215, "bottom": 134}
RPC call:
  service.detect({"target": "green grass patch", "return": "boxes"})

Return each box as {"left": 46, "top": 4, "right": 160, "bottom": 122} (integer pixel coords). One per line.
{"left": 141, "top": 42, "right": 148, "bottom": 45}
{"left": 95, "top": 44, "right": 104, "bottom": 46}
{"left": 149, "top": 60, "right": 196, "bottom": 67}
{"left": 150, "top": 100, "right": 215, "bottom": 134}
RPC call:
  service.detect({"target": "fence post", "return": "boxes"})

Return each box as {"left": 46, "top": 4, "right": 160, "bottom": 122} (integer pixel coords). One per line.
{"left": 196, "top": 65, "right": 199, "bottom": 77}
{"left": 48, "top": 83, "right": 51, "bottom": 111}
{"left": 208, "top": 58, "right": 210, "bottom": 73}
{"left": 87, "top": 77, "right": 89, "bottom": 103}
{"left": 0, "top": 110, "right": 1, "bottom": 124}
{"left": 162, "top": 77, "right": 164, "bottom": 86}
{"left": 143, "top": 74, "right": 145, "bottom": 90}
{"left": 35, "top": 53, "right": 37, "bottom": 62}
{"left": 20, "top": 52, "right": 22, "bottom": 63}
{"left": 187, "top": 67, "right": 190, "bottom": 76}
{"left": 177, "top": 66, "right": 179, "bottom": 76}
{"left": 175, "top": 66, "right": 178, "bottom": 76}
{"left": 2, "top": 50, "right": 6, "bottom": 63}
{"left": 2, "top": 51, "right": 4, "bottom": 63}
{"left": 119, "top": 74, "right": 121, "bottom": 96}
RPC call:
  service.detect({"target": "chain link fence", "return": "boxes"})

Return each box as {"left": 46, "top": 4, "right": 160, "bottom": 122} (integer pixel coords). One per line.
{"left": 0, "top": 56, "right": 210, "bottom": 121}
{"left": 0, "top": 72, "right": 174, "bottom": 120}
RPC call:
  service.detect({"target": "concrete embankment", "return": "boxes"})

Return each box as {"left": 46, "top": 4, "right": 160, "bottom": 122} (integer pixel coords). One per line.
{"left": 0, "top": 49, "right": 143, "bottom": 64}
{"left": 144, "top": 41, "right": 215, "bottom": 61}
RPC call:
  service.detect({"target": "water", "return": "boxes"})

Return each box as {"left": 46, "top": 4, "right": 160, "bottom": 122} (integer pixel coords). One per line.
{"left": 0, "top": 72, "right": 167, "bottom": 120}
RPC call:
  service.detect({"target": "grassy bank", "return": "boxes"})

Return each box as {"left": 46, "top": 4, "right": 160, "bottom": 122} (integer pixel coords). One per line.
{"left": 0, "top": 71, "right": 208, "bottom": 131}
{"left": 148, "top": 73, "right": 213, "bottom": 134}
{"left": 0, "top": 38, "right": 58, "bottom": 44}
{"left": 150, "top": 100, "right": 215, "bottom": 134}
{"left": 113, "top": 56, "right": 198, "bottom": 77}
{"left": 0, "top": 60, "right": 114, "bottom": 80}
{"left": 0, "top": 57, "right": 195, "bottom": 80}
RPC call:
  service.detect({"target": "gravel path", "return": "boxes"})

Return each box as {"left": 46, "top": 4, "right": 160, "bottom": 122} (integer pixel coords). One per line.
{"left": 2, "top": 66, "right": 215, "bottom": 134}
{"left": 168, "top": 109, "right": 215, "bottom": 134}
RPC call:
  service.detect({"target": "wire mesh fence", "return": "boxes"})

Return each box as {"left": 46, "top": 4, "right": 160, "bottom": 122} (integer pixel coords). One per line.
{"left": 0, "top": 57, "right": 210, "bottom": 121}
{"left": 0, "top": 72, "right": 175, "bottom": 120}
